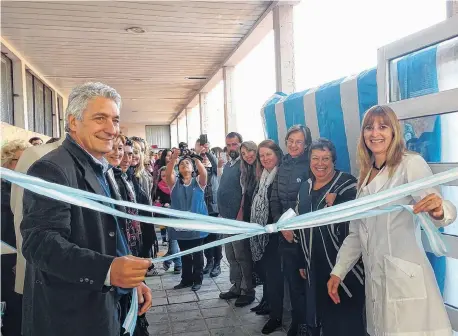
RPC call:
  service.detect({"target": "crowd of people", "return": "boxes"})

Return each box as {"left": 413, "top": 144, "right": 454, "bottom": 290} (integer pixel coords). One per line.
{"left": 1, "top": 82, "right": 456, "bottom": 336}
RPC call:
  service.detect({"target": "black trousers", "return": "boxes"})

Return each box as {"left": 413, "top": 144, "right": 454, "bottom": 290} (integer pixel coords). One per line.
{"left": 203, "top": 233, "right": 223, "bottom": 263}
{"left": 177, "top": 238, "right": 204, "bottom": 285}
{"left": 282, "top": 245, "right": 308, "bottom": 326}
{"left": 1, "top": 255, "right": 22, "bottom": 336}
{"left": 256, "top": 234, "right": 284, "bottom": 320}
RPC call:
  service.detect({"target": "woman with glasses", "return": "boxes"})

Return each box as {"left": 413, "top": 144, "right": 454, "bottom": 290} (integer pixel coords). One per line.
{"left": 267, "top": 125, "right": 313, "bottom": 336}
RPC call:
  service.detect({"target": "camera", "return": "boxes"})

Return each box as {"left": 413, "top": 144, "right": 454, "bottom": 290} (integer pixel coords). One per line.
{"left": 179, "top": 142, "right": 203, "bottom": 162}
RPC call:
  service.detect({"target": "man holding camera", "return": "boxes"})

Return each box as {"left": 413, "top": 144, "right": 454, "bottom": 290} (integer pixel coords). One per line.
{"left": 194, "top": 136, "right": 222, "bottom": 277}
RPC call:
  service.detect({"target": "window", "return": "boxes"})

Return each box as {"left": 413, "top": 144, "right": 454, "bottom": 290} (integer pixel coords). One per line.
{"left": 58, "top": 95, "right": 64, "bottom": 137}
{"left": 26, "top": 70, "right": 53, "bottom": 136}
{"left": 145, "top": 125, "right": 171, "bottom": 149}
{"left": 1, "top": 53, "right": 14, "bottom": 124}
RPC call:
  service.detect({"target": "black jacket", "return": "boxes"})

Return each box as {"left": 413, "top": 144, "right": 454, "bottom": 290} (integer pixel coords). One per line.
{"left": 270, "top": 151, "right": 310, "bottom": 252}
{"left": 20, "top": 138, "right": 124, "bottom": 336}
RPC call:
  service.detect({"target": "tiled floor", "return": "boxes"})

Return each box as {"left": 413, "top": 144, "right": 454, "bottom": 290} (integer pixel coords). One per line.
{"left": 145, "top": 239, "right": 290, "bottom": 336}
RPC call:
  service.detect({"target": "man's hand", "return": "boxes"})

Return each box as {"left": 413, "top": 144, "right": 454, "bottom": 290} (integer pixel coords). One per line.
{"left": 137, "top": 282, "right": 152, "bottom": 316}
{"left": 299, "top": 269, "right": 307, "bottom": 280}
{"left": 110, "top": 255, "right": 152, "bottom": 288}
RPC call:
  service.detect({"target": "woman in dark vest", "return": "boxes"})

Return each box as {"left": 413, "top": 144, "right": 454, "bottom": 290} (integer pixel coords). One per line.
{"left": 165, "top": 149, "right": 208, "bottom": 292}
{"left": 269, "top": 124, "right": 312, "bottom": 336}
{"left": 296, "top": 138, "right": 365, "bottom": 336}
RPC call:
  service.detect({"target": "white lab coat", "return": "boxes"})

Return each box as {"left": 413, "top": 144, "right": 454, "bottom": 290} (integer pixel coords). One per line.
{"left": 332, "top": 154, "right": 456, "bottom": 336}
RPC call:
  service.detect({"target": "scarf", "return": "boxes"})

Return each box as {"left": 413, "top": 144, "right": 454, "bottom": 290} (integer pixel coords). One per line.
{"left": 120, "top": 173, "right": 142, "bottom": 256}
{"left": 157, "top": 179, "right": 171, "bottom": 195}
{"left": 249, "top": 166, "right": 278, "bottom": 261}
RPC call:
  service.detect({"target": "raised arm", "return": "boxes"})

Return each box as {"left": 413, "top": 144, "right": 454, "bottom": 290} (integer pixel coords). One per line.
{"left": 194, "top": 157, "right": 208, "bottom": 189}
{"left": 165, "top": 149, "right": 179, "bottom": 189}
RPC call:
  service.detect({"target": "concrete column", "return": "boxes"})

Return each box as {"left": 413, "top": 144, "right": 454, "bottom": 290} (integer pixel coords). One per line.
{"left": 185, "top": 107, "right": 192, "bottom": 144}
{"left": 12, "top": 59, "right": 28, "bottom": 129}
{"left": 199, "top": 92, "right": 209, "bottom": 135}
{"left": 53, "top": 90, "right": 59, "bottom": 137}
{"left": 223, "top": 66, "right": 236, "bottom": 135}
{"left": 273, "top": 4, "right": 296, "bottom": 94}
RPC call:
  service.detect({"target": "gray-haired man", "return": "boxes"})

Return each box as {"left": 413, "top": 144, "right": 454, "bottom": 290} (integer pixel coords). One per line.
{"left": 20, "top": 82, "right": 152, "bottom": 336}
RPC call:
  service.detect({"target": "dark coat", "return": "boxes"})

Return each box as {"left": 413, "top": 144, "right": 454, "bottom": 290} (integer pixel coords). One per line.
{"left": 20, "top": 138, "right": 125, "bottom": 336}
{"left": 270, "top": 151, "right": 310, "bottom": 252}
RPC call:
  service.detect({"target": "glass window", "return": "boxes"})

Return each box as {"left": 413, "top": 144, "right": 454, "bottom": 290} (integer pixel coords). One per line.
{"left": 389, "top": 36, "right": 458, "bottom": 102}
{"left": 44, "top": 86, "right": 53, "bottom": 136}
{"left": 58, "top": 95, "right": 64, "bottom": 137}
{"left": 1, "top": 53, "right": 14, "bottom": 124}
{"left": 34, "top": 78, "right": 45, "bottom": 134}
{"left": 26, "top": 71, "right": 34, "bottom": 130}
{"left": 400, "top": 112, "right": 458, "bottom": 164}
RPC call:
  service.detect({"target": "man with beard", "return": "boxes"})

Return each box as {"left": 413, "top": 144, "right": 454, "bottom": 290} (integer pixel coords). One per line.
{"left": 218, "top": 132, "right": 255, "bottom": 307}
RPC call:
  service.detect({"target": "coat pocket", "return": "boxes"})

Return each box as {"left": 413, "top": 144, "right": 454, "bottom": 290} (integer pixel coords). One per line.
{"left": 384, "top": 255, "right": 427, "bottom": 301}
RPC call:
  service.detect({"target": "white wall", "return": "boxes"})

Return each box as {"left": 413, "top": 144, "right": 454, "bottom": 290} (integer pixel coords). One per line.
{"left": 120, "top": 123, "right": 146, "bottom": 139}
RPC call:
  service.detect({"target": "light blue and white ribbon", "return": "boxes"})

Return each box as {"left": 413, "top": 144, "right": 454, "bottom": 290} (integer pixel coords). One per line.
{"left": 1, "top": 167, "right": 457, "bottom": 258}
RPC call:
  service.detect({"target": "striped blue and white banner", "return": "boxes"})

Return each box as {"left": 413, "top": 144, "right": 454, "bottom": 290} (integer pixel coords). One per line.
{"left": 261, "top": 68, "right": 377, "bottom": 176}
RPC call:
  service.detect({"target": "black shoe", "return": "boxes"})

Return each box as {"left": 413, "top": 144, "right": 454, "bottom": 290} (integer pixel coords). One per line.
{"left": 173, "top": 267, "right": 182, "bottom": 274}
{"left": 250, "top": 301, "right": 265, "bottom": 312}
{"left": 203, "top": 260, "right": 214, "bottom": 275}
{"left": 262, "top": 318, "right": 282, "bottom": 334}
{"left": 234, "top": 295, "right": 255, "bottom": 307}
{"left": 173, "top": 282, "right": 193, "bottom": 290}
{"left": 219, "top": 291, "right": 240, "bottom": 300}
{"left": 210, "top": 263, "right": 221, "bottom": 277}
{"left": 256, "top": 307, "right": 271, "bottom": 316}
{"left": 287, "top": 324, "right": 298, "bottom": 336}
{"left": 191, "top": 283, "right": 202, "bottom": 291}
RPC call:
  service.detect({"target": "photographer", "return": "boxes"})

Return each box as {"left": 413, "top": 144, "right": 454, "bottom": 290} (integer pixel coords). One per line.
{"left": 165, "top": 148, "right": 209, "bottom": 292}
{"left": 195, "top": 137, "right": 222, "bottom": 278}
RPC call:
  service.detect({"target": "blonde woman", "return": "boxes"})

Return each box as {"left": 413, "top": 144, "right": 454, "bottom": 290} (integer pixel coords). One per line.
{"left": 328, "top": 105, "right": 457, "bottom": 336}
{"left": 1, "top": 139, "right": 29, "bottom": 335}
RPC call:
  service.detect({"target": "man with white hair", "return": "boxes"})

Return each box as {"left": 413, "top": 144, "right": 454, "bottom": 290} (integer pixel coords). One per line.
{"left": 20, "top": 82, "right": 152, "bottom": 336}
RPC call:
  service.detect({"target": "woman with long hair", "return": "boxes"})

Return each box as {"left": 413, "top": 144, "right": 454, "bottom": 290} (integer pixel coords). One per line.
{"left": 329, "top": 105, "right": 456, "bottom": 336}
{"left": 248, "top": 140, "right": 285, "bottom": 334}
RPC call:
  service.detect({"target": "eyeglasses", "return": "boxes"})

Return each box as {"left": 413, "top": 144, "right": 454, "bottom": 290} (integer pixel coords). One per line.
{"left": 287, "top": 139, "right": 305, "bottom": 146}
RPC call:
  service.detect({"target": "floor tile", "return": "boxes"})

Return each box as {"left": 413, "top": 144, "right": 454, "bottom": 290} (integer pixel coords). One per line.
{"left": 145, "top": 312, "right": 169, "bottom": 324}
{"left": 167, "top": 293, "right": 198, "bottom": 304}
{"left": 168, "top": 309, "right": 203, "bottom": 322}
{"left": 205, "top": 316, "right": 238, "bottom": 329}
{"left": 151, "top": 297, "right": 168, "bottom": 307}
{"left": 200, "top": 306, "right": 235, "bottom": 318}
{"left": 167, "top": 301, "right": 199, "bottom": 313}
{"left": 151, "top": 290, "right": 167, "bottom": 298}
{"left": 209, "top": 326, "right": 248, "bottom": 336}
{"left": 147, "top": 322, "right": 171, "bottom": 335}
{"left": 198, "top": 298, "right": 230, "bottom": 309}
{"left": 171, "top": 319, "right": 208, "bottom": 333}
{"left": 197, "top": 290, "right": 222, "bottom": 300}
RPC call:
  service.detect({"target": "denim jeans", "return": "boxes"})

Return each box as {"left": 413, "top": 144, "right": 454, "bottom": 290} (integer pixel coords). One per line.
{"left": 164, "top": 239, "right": 182, "bottom": 268}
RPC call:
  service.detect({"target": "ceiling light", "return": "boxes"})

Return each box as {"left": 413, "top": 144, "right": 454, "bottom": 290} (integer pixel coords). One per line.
{"left": 185, "top": 76, "right": 207, "bottom": 80}
{"left": 125, "top": 27, "right": 146, "bottom": 34}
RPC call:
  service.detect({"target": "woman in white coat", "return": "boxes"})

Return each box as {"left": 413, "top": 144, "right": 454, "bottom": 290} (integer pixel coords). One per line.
{"left": 328, "top": 105, "right": 457, "bottom": 336}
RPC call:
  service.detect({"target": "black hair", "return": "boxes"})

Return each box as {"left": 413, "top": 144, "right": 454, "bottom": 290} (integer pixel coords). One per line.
{"left": 29, "top": 137, "right": 42, "bottom": 144}
{"left": 309, "top": 138, "right": 337, "bottom": 163}
{"left": 46, "top": 137, "right": 60, "bottom": 144}
{"left": 226, "top": 132, "right": 243, "bottom": 143}
{"left": 157, "top": 149, "right": 172, "bottom": 168}
{"left": 125, "top": 137, "right": 133, "bottom": 147}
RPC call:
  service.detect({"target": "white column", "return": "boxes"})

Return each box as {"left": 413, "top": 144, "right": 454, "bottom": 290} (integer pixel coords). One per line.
{"left": 223, "top": 66, "right": 236, "bottom": 135}
{"left": 185, "top": 107, "right": 192, "bottom": 144}
{"left": 12, "top": 59, "right": 28, "bottom": 129}
{"left": 199, "top": 92, "right": 209, "bottom": 135}
{"left": 273, "top": 4, "right": 296, "bottom": 94}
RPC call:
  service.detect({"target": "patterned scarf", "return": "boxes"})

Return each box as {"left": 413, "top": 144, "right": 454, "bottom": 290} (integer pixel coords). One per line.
{"left": 121, "top": 173, "right": 143, "bottom": 256}
{"left": 249, "top": 167, "right": 278, "bottom": 261}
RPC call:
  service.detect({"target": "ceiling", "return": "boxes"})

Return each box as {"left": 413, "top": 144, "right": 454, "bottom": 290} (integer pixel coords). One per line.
{"left": 1, "top": 1, "right": 274, "bottom": 125}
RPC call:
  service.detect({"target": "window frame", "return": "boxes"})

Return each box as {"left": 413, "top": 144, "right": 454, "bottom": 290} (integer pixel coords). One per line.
{"left": 1, "top": 52, "right": 15, "bottom": 125}
{"left": 26, "top": 70, "right": 54, "bottom": 136}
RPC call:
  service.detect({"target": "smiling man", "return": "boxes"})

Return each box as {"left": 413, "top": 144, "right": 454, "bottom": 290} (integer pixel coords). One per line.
{"left": 20, "top": 82, "right": 152, "bottom": 336}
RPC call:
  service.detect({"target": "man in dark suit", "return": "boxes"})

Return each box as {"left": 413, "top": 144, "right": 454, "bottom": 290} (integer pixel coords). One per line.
{"left": 20, "top": 82, "right": 152, "bottom": 336}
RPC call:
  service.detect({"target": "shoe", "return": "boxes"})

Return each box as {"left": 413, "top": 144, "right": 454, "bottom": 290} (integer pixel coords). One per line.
{"left": 234, "top": 295, "right": 255, "bottom": 307}
{"left": 173, "top": 267, "right": 182, "bottom": 274}
{"left": 262, "top": 318, "right": 282, "bottom": 334}
{"left": 146, "top": 266, "right": 160, "bottom": 277}
{"left": 287, "top": 323, "right": 298, "bottom": 336}
{"left": 163, "top": 262, "right": 171, "bottom": 271}
{"left": 173, "top": 282, "right": 193, "bottom": 290}
{"left": 250, "top": 299, "right": 267, "bottom": 312}
{"left": 162, "top": 241, "right": 167, "bottom": 246}
{"left": 210, "top": 263, "right": 221, "bottom": 277}
{"left": 219, "top": 291, "right": 240, "bottom": 300}
{"left": 256, "top": 307, "right": 271, "bottom": 316}
{"left": 203, "top": 260, "right": 214, "bottom": 275}
{"left": 191, "top": 283, "right": 202, "bottom": 291}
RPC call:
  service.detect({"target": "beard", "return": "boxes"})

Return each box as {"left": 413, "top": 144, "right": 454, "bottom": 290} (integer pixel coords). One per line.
{"left": 229, "top": 150, "right": 239, "bottom": 160}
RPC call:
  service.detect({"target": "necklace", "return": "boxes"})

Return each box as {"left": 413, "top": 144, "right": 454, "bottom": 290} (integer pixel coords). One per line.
{"left": 372, "top": 161, "right": 386, "bottom": 171}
